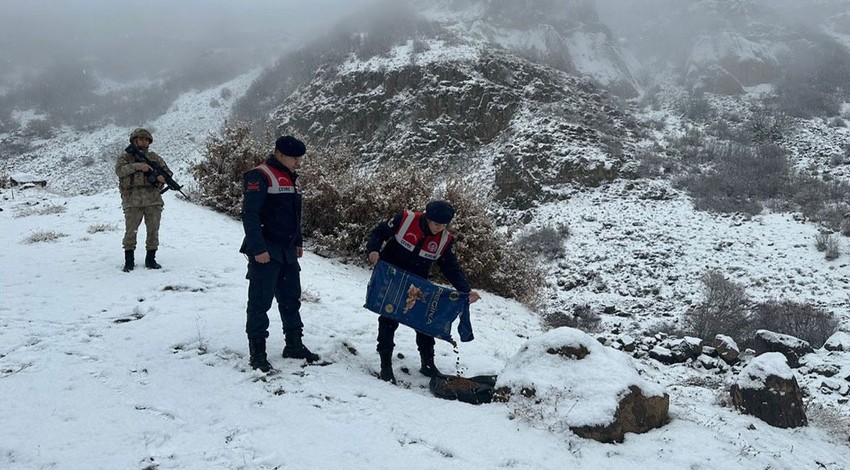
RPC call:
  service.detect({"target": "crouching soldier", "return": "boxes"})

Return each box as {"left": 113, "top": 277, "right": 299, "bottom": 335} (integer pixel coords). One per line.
{"left": 366, "top": 200, "right": 481, "bottom": 383}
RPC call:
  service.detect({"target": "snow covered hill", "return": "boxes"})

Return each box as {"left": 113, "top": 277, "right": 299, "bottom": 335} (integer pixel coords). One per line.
{"left": 1, "top": 1, "right": 850, "bottom": 466}
{"left": 2, "top": 183, "right": 849, "bottom": 469}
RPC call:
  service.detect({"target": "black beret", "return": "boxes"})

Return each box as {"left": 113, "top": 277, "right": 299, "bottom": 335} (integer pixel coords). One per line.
{"left": 275, "top": 135, "right": 306, "bottom": 157}
{"left": 425, "top": 200, "right": 455, "bottom": 224}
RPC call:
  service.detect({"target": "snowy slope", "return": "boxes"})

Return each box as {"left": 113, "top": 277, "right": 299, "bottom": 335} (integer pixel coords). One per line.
{"left": 2, "top": 184, "right": 849, "bottom": 470}
{"left": 0, "top": 70, "right": 259, "bottom": 197}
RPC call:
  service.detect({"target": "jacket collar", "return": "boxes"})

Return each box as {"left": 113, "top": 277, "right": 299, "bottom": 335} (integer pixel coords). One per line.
{"left": 265, "top": 154, "right": 297, "bottom": 178}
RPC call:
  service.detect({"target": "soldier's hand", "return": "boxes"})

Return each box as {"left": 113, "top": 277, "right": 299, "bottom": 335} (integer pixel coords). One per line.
{"left": 254, "top": 252, "right": 271, "bottom": 263}
{"left": 136, "top": 163, "right": 152, "bottom": 172}
{"left": 296, "top": 247, "right": 303, "bottom": 258}
{"left": 156, "top": 175, "right": 165, "bottom": 184}
{"left": 368, "top": 251, "right": 379, "bottom": 265}
{"left": 469, "top": 291, "right": 481, "bottom": 303}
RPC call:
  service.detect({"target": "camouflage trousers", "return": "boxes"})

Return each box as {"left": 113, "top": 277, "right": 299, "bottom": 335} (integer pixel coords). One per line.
{"left": 122, "top": 205, "right": 163, "bottom": 251}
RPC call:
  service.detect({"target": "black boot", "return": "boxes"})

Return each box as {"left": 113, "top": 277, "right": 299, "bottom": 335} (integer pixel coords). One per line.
{"left": 378, "top": 350, "right": 396, "bottom": 384}
{"left": 145, "top": 250, "right": 161, "bottom": 269}
{"left": 123, "top": 250, "right": 134, "bottom": 272}
{"left": 419, "top": 350, "right": 444, "bottom": 378}
{"left": 248, "top": 338, "right": 273, "bottom": 373}
{"left": 282, "top": 332, "right": 320, "bottom": 362}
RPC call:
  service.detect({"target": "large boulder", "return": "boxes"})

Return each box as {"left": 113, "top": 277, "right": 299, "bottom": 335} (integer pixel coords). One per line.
{"left": 730, "top": 352, "right": 807, "bottom": 428}
{"left": 823, "top": 331, "right": 850, "bottom": 352}
{"left": 494, "top": 327, "right": 668, "bottom": 443}
{"left": 752, "top": 330, "right": 813, "bottom": 368}
{"left": 713, "top": 334, "right": 740, "bottom": 364}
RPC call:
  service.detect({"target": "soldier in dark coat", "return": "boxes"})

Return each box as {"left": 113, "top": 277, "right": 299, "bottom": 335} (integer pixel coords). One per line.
{"left": 240, "top": 135, "right": 319, "bottom": 372}
{"left": 115, "top": 128, "right": 172, "bottom": 272}
{"left": 366, "top": 200, "right": 481, "bottom": 383}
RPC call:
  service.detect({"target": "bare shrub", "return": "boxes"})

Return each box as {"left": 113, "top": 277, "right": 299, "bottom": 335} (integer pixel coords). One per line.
{"left": 542, "top": 304, "right": 601, "bottom": 332}
{"left": 678, "top": 143, "right": 789, "bottom": 215}
{"left": 219, "top": 87, "right": 233, "bottom": 100}
{"left": 807, "top": 403, "right": 850, "bottom": 444}
{"left": 683, "top": 270, "right": 750, "bottom": 343}
{"left": 14, "top": 203, "right": 67, "bottom": 218}
{"left": 444, "top": 179, "right": 542, "bottom": 302}
{"left": 815, "top": 232, "right": 830, "bottom": 251}
{"left": 840, "top": 218, "right": 850, "bottom": 237}
{"left": 87, "top": 223, "right": 117, "bottom": 234}
{"left": 209, "top": 98, "right": 221, "bottom": 108}
{"left": 514, "top": 224, "right": 569, "bottom": 261}
{"left": 626, "top": 147, "right": 678, "bottom": 179}
{"left": 747, "top": 105, "right": 787, "bottom": 143}
{"left": 300, "top": 147, "right": 434, "bottom": 256}
{"left": 824, "top": 235, "right": 841, "bottom": 261}
{"left": 25, "top": 118, "right": 56, "bottom": 139}
{"left": 827, "top": 117, "right": 846, "bottom": 128}
{"left": 785, "top": 174, "right": 850, "bottom": 231}
{"left": 193, "top": 122, "right": 268, "bottom": 218}
{"left": 680, "top": 93, "right": 714, "bottom": 122}
{"left": 775, "top": 33, "right": 850, "bottom": 118}
{"left": 23, "top": 230, "right": 68, "bottom": 244}
{"left": 300, "top": 148, "right": 541, "bottom": 302}
{"left": 750, "top": 300, "right": 839, "bottom": 348}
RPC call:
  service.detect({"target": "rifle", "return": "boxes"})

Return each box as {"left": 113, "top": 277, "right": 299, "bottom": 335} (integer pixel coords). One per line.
{"left": 125, "top": 144, "right": 189, "bottom": 199}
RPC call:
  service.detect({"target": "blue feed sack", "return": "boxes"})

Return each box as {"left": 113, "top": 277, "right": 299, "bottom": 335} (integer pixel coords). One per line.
{"left": 364, "top": 260, "right": 470, "bottom": 343}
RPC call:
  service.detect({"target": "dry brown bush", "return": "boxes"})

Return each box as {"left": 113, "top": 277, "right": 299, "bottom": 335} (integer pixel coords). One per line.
{"left": 193, "top": 122, "right": 268, "bottom": 218}
{"left": 300, "top": 148, "right": 542, "bottom": 302}
{"left": 684, "top": 270, "right": 751, "bottom": 343}
{"left": 750, "top": 300, "right": 839, "bottom": 348}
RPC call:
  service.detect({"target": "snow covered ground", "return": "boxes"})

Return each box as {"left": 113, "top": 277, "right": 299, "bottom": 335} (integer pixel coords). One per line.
{"left": 1, "top": 181, "right": 849, "bottom": 469}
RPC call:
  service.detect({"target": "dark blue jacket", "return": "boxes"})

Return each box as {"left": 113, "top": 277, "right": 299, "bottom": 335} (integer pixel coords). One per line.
{"left": 240, "top": 156, "right": 303, "bottom": 264}
{"left": 367, "top": 211, "right": 474, "bottom": 341}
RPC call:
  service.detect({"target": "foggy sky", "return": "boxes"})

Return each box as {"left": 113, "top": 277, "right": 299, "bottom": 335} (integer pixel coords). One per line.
{"left": 0, "top": 0, "right": 376, "bottom": 83}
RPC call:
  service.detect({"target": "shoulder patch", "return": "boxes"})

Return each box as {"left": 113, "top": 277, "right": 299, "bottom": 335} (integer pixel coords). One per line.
{"left": 246, "top": 180, "right": 261, "bottom": 192}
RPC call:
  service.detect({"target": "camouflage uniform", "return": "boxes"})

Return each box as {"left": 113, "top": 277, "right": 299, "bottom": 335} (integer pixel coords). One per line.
{"left": 115, "top": 144, "right": 171, "bottom": 251}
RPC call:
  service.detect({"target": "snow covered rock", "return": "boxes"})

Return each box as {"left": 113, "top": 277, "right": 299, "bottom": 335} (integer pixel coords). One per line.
{"left": 685, "top": 32, "right": 781, "bottom": 94}
{"left": 713, "top": 334, "right": 740, "bottom": 364}
{"left": 730, "top": 352, "right": 807, "bottom": 428}
{"left": 495, "top": 327, "right": 668, "bottom": 443}
{"left": 823, "top": 331, "right": 850, "bottom": 352}
{"left": 753, "top": 330, "right": 813, "bottom": 368}
{"left": 9, "top": 173, "right": 47, "bottom": 187}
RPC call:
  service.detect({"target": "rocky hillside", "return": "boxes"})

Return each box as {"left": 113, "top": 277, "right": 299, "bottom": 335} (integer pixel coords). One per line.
{"left": 272, "top": 35, "right": 640, "bottom": 209}
{"left": 418, "top": 0, "right": 643, "bottom": 97}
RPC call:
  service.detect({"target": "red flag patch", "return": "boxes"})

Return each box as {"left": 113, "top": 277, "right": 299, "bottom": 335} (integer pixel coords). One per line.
{"left": 246, "top": 181, "right": 260, "bottom": 192}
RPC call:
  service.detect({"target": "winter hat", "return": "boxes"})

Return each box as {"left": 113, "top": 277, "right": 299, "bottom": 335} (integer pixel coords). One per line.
{"left": 275, "top": 135, "right": 306, "bottom": 157}
{"left": 425, "top": 200, "right": 455, "bottom": 224}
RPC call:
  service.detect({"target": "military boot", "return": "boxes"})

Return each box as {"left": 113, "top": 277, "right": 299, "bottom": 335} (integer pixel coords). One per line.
{"left": 145, "top": 250, "right": 161, "bottom": 269}
{"left": 248, "top": 338, "right": 273, "bottom": 373}
{"left": 419, "top": 349, "right": 444, "bottom": 378}
{"left": 378, "top": 350, "right": 396, "bottom": 384}
{"left": 123, "top": 250, "right": 134, "bottom": 272}
{"left": 282, "top": 332, "right": 320, "bottom": 362}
